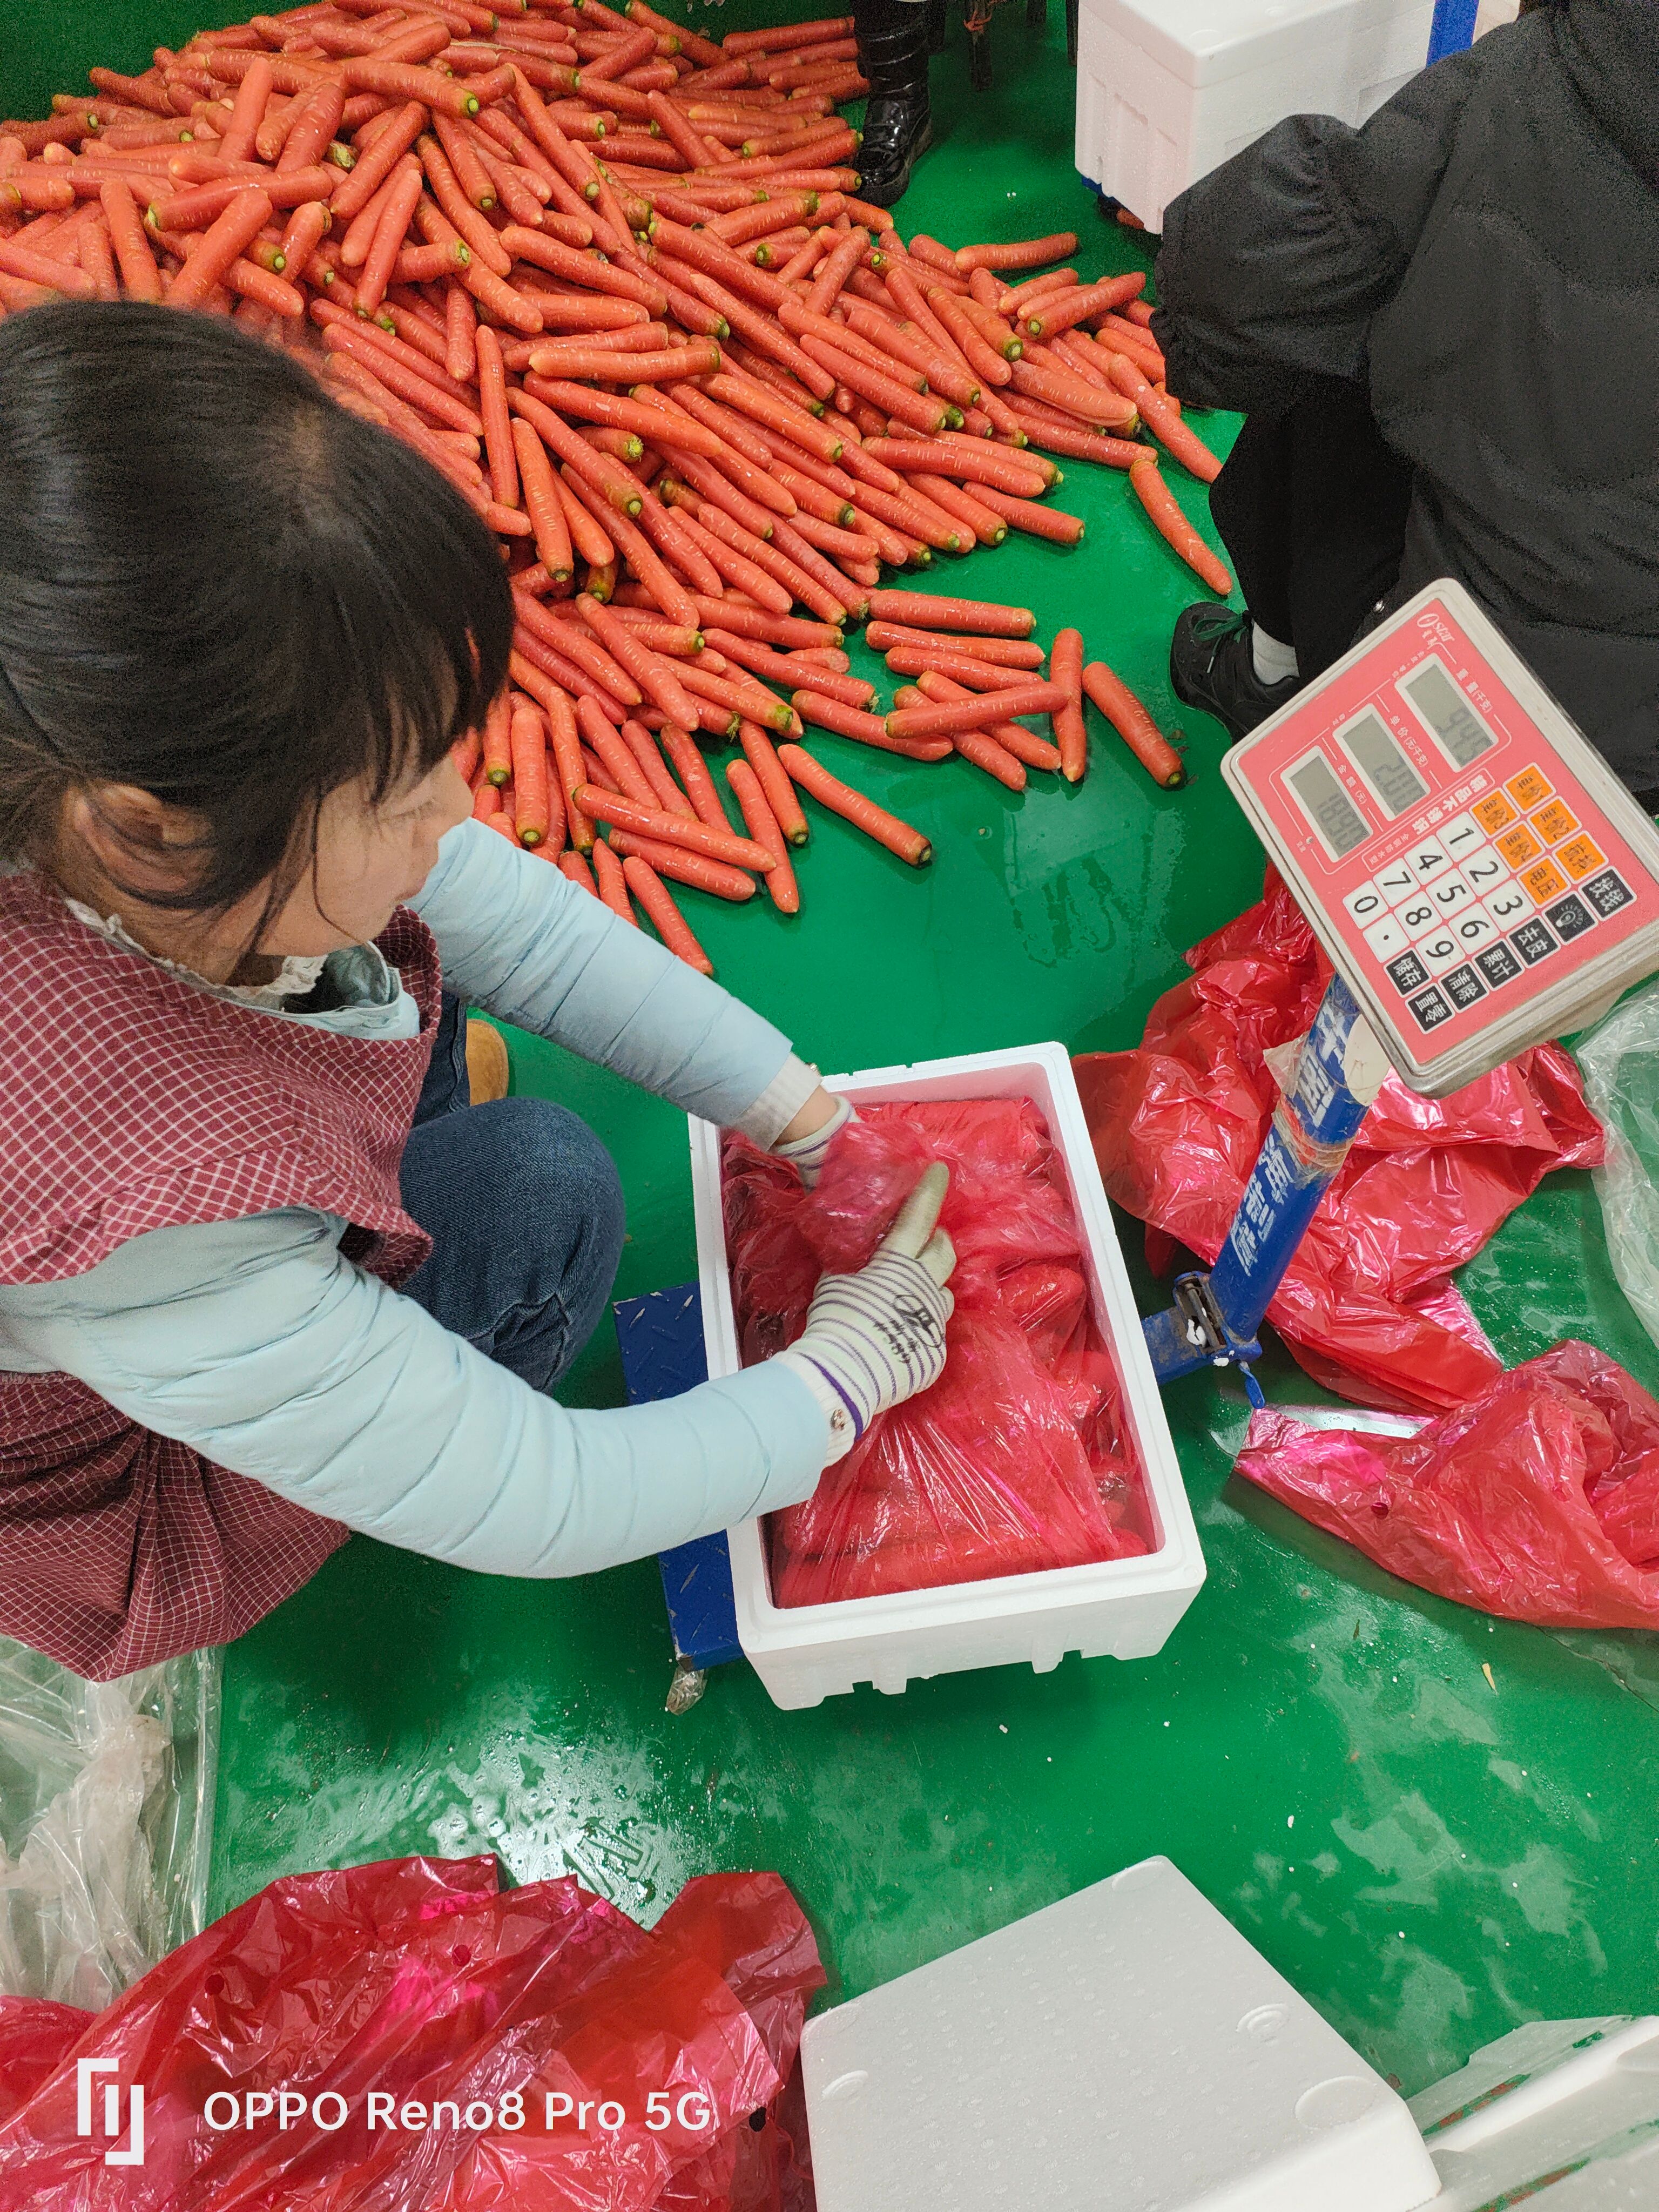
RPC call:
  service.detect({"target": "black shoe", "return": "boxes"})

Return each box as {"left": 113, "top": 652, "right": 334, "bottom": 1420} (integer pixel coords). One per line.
{"left": 1169, "top": 604, "right": 1300, "bottom": 744}
{"left": 854, "top": 0, "right": 933, "bottom": 208}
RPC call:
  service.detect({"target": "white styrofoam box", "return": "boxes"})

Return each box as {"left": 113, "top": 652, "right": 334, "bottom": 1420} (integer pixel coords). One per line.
{"left": 1075, "top": 0, "right": 1436, "bottom": 232}
{"left": 1410, "top": 2017, "right": 1659, "bottom": 2209}
{"left": 688, "top": 1043, "right": 1204, "bottom": 1709}
{"left": 801, "top": 1855, "right": 1443, "bottom": 2212}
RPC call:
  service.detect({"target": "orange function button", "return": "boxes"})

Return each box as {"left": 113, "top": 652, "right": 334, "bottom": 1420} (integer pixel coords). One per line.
{"left": 1558, "top": 834, "right": 1606, "bottom": 880}
{"left": 1472, "top": 790, "right": 1518, "bottom": 835}
{"left": 1506, "top": 764, "right": 1554, "bottom": 810}
{"left": 1530, "top": 799, "right": 1580, "bottom": 846}
{"left": 1495, "top": 822, "right": 1543, "bottom": 869}
{"left": 1520, "top": 856, "right": 1569, "bottom": 905}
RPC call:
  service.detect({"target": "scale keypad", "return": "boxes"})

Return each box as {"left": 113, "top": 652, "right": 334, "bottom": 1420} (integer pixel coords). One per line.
{"left": 1346, "top": 764, "right": 1635, "bottom": 1031}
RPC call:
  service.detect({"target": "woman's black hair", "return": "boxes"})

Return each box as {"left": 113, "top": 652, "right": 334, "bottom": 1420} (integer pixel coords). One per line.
{"left": 0, "top": 301, "right": 512, "bottom": 918}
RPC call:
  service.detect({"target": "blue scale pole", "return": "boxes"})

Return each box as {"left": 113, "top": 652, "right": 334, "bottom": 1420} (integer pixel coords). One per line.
{"left": 1427, "top": 0, "right": 1481, "bottom": 63}
{"left": 1143, "top": 973, "right": 1380, "bottom": 1397}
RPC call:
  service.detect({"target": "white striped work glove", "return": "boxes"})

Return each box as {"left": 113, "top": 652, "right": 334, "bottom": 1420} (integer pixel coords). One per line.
{"left": 774, "top": 1163, "right": 956, "bottom": 1461}
{"left": 772, "top": 1092, "right": 857, "bottom": 1188}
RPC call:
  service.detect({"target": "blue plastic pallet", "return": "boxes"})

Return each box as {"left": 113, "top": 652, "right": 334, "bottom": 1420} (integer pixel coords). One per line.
{"left": 613, "top": 1284, "right": 743, "bottom": 1673}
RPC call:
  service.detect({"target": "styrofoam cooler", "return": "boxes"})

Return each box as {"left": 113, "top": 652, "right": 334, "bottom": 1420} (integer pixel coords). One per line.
{"left": 801, "top": 1856, "right": 1444, "bottom": 2211}
{"left": 688, "top": 1043, "right": 1205, "bottom": 1710}
{"left": 1075, "top": 0, "right": 1436, "bottom": 233}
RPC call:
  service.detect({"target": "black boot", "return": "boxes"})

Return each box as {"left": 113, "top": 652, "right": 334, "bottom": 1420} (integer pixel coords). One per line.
{"left": 1169, "top": 605, "right": 1300, "bottom": 744}
{"left": 854, "top": 0, "right": 933, "bottom": 210}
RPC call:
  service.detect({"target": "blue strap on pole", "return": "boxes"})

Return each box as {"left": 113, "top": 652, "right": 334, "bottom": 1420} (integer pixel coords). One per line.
{"left": 1427, "top": 0, "right": 1481, "bottom": 63}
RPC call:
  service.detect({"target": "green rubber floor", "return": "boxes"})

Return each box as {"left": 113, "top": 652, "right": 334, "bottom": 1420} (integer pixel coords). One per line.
{"left": 10, "top": 2, "right": 1659, "bottom": 2106}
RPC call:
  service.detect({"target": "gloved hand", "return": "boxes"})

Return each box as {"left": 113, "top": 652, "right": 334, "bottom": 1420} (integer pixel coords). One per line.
{"left": 772, "top": 1092, "right": 857, "bottom": 1188}
{"left": 773, "top": 1162, "right": 956, "bottom": 1459}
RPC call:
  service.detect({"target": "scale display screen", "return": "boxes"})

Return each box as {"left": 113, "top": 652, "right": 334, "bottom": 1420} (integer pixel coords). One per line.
{"left": 1401, "top": 658, "right": 1498, "bottom": 768}
{"left": 1340, "top": 709, "right": 1429, "bottom": 817}
{"left": 1220, "top": 583, "right": 1659, "bottom": 1095}
{"left": 1286, "top": 751, "right": 1369, "bottom": 858}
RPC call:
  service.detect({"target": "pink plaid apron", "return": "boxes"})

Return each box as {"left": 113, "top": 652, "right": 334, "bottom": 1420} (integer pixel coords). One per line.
{"left": 0, "top": 872, "right": 442, "bottom": 1679}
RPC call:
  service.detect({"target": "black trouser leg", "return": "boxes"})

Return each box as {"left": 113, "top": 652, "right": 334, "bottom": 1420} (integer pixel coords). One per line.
{"left": 1208, "top": 376, "right": 1416, "bottom": 681}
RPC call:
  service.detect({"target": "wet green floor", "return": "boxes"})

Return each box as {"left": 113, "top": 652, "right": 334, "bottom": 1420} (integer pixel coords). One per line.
{"left": 11, "top": 0, "right": 1658, "bottom": 2106}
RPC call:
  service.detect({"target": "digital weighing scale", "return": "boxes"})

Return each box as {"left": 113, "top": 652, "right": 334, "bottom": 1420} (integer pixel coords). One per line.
{"left": 1143, "top": 579, "right": 1659, "bottom": 1390}
{"left": 625, "top": 581, "right": 1659, "bottom": 1696}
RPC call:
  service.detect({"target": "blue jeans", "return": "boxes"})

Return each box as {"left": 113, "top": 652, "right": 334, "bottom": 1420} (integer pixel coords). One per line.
{"left": 396, "top": 996, "right": 626, "bottom": 1393}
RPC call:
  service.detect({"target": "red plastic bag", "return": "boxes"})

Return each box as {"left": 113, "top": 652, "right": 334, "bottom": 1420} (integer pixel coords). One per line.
{"left": 1074, "top": 871, "right": 1604, "bottom": 1415}
{"left": 0, "top": 1854, "right": 822, "bottom": 2212}
{"left": 1235, "top": 1341, "right": 1659, "bottom": 1628}
{"left": 723, "top": 1099, "right": 1151, "bottom": 1606}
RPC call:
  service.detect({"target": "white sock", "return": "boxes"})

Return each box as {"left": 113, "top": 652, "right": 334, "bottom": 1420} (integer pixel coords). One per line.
{"left": 1250, "top": 624, "right": 1299, "bottom": 686}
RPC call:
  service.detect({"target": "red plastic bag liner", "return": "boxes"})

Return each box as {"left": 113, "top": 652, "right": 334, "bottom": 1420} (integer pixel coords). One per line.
{"left": 723, "top": 1098, "right": 1151, "bottom": 1606}
{"left": 1235, "top": 1340, "right": 1659, "bottom": 1629}
{"left": 1074, "top": 871, "right": 1604, "bottom": 1415}
{"left": 0, "top": 1854, "right": 822, "bottom": 2212}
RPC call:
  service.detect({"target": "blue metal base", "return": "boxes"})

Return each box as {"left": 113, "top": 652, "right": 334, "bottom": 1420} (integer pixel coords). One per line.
{"left": 613, "top": 1285, "right": 743, "bottom": 1673}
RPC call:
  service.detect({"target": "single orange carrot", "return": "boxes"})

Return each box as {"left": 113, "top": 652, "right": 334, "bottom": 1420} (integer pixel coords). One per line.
{"left": 510, "top": 702, "right": 554, "bottom": 845}
{"left": 622, "top": 853, "right": 714, "bottom": 974}
{"left": 657, "top": 721, "right": 735, "bottom": 835}
{"left": 619, "top": 718, "right": 696, "bottom": 818}
{"left": 886, "top": 680, "right": 1068, "bottom": 742}
{"left": 1082, "top": 659, "right": 1188, "bottom": 788}
{"left": 590, "top": 836, "right": 638, "bottom": 925}
{"left": 954, "top": 231, "right": 1078, "bottom": 272}
{"left": 1104, "top": 352, "right": 1220, "bottom": 482}
{"left": 778, "top": 744, "right": 932, "bottom": 867}
{"left": 606, "top": 826, "right": 756, "bottom": 901}
{"left": 865, "top": 589, "right": 1035, "bottom": 638}
{"left": 1129, "top": 456, "right": 1233, "bottom": 596}
{"left": 558, "top": 848, "right": 600, "bottom": 896}
{"left": 545, "top": 688, "right": 594, "bottom": 851}
{"left": 726, "top": 759, "right": 800, "bottom": 914}
{"left": 481, "top": 690, "right": 514, "bottom": 786}
{"left": 572, "top": 784, "right": 777, "bottom": 873}
{"left": 738, "top": 721, "right": 810, "bottom": 847}
{"left": 1049, "top": 627, "right": 1087, "bottom": 784}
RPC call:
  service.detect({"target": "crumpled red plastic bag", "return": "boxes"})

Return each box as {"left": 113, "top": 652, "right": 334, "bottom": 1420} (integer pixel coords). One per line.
{"left": 723, "top": 1098, "right": 1151, "bottom": 1606}
{"left": 1074, "top": 871, "right": 1604, "bottom": 1415}
{"left": 1234, "top": 1340, "right": 1659, "bottom": 1628}
{"left": 0, "top": 1854, "right": 822, "bottom": 2212}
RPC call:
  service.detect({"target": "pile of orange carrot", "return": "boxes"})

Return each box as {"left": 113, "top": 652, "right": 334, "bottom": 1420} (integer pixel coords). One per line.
{"left": 1, "top": 0, "right": 1227, "bottom": 972}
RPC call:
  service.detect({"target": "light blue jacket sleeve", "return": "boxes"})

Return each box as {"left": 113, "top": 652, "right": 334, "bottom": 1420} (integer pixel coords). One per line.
{"left": 412, "top": 817, "right": 793, "bottom": 1127}
{"left": 0, "top": 1210, "right": 828, "bottom": 1577}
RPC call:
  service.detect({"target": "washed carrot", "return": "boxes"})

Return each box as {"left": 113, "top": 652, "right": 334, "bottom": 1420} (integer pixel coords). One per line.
{"left": 606, "top": 826, "right": 756, "bottom": 901}
{"left": 590, "top": 836, "right": 638, "bottom": 925}
{"left": 954, "top": 231, "right": 1077, "bottom": 272}
{"left": 622, "top": 853, "right": 714, "bottom": 973}
{"left": 1018, "top": 272, "right": 1144, "bottom": 338}
{"left": 738, "top": 721, "right": 810, "bottom": 846}
{"left": 509, "top": 703, "right": 554, "bottom": 845}
{"left": 912, "top": 670, "right": 1063, "bottom": 771}
{"left": 512, "top": 418, "right": 573, "bottom": 580}
{"left": 578, "top": 785, "right": 775, "bottom": 881}
{"left": 886, "top": 680, "right": 1068, "bottom": 741}
{"left": 544, "top": 688, "right": 593, "bottom": 852}
{"left": 864, "top": 622, "right": 1046, "bottom": 669}
{"left": 1104, "top": 352, "right": 1221, "bottom": 482}
{"left": 1082, "top": 658, "right": 1187, "bottom": 788}
{"left": 558, "top": 848, "right": 600, "bottom": 896}
{"left": 1049, "top": 627, "right": 1087, "bottom": 784}
{"left": 98, "top": 178, "right": 161, "bottom": 299}
{"left": 971, "top": 485, "right": 1086, "bottom": 545}
{"left": 657, "top": 720, "right": 736, "bottom": 834}
{"left": 778, "top": 744, "right": 932, "bottom": 867}
{"left": 726, "top": 759, "right": 801, "bottom": 915}
{"left": 865, "top": 589, "right": 1035, "bottom": 638}
{"left": 1129, "top": 456, "right": 1233, "bottom": 596}
{"left": 482, "top": 690, "right": 514, "bottom": 787}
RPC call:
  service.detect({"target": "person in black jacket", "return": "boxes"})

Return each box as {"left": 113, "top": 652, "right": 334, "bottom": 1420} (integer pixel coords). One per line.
{"left": 1154, "top": 0, "right": 1659, "bottom": 803}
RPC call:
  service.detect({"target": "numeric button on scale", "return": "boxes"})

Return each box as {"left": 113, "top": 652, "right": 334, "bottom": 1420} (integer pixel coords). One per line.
{"left": 1343, "top": 879, "right": 1390, "bottom": 928}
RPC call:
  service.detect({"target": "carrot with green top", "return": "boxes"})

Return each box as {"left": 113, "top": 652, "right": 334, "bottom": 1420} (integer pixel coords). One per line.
{"left": 1129, "top": 456, "right": 1233, "bottom": 596}
{"left": 1082, "top": 659, "right": 1188, "bottom": 788}
{"left": 510, "top": 703, "right": 555, "bottom": 845}
{"left": 1104, "top": 352, "right": 1221, "bottom": 482}
{"left": 482, "top": 689, "right": 514, "bottom": 787}
{"left": 658, "top": 721, "right": 736, "bottom": 835}
{"left": 886, "top": 680, "right": 1067, "bottom": 742}
{"left": 606, "top": 827, "right": 756, "bottom": 901}
{"left": 512, "top": 419, "right": 572, "bottom": 582}
{"left": 865, "top": 589, "right": 1035, "bottom": 638}
{"left": 738, "top": 721, "right": 810, "bottom": 846}
{"left": 778, "top": 744, "right": 932, "bottom": 867}
{"left": 544, "top": 688, "right": 594, "bottom": 852}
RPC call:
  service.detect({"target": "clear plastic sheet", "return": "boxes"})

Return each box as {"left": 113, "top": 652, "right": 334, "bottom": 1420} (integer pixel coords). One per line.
{"left": 1234, "top": 1340, "right": 1659, "bottom": 1628}
{"left": 0, "top": 1641, "right": 218, "bottom": 2013}
{"left": 1075, "top": 870, "right": 1604, "bottom": 1415}
{"left": 723, "top": 1100, "right": 1150, "bottom": 1607}
{"left": 0, "top": 1855, "right": 822, "bottom": 2211}
{"left": 1574, "top": 978, "right": 1659, "bottom": 1357}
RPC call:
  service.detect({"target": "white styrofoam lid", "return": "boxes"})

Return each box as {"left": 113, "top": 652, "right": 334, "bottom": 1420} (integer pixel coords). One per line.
{"left": 802, "top": 1856, "right": 1441, "bottom": 2211}
{"left": 1101, "top": 0, "right": 1432, "bottom": 86}
{"left": 1410, "top": 2017, "right": 1659, "bottom": 2209}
